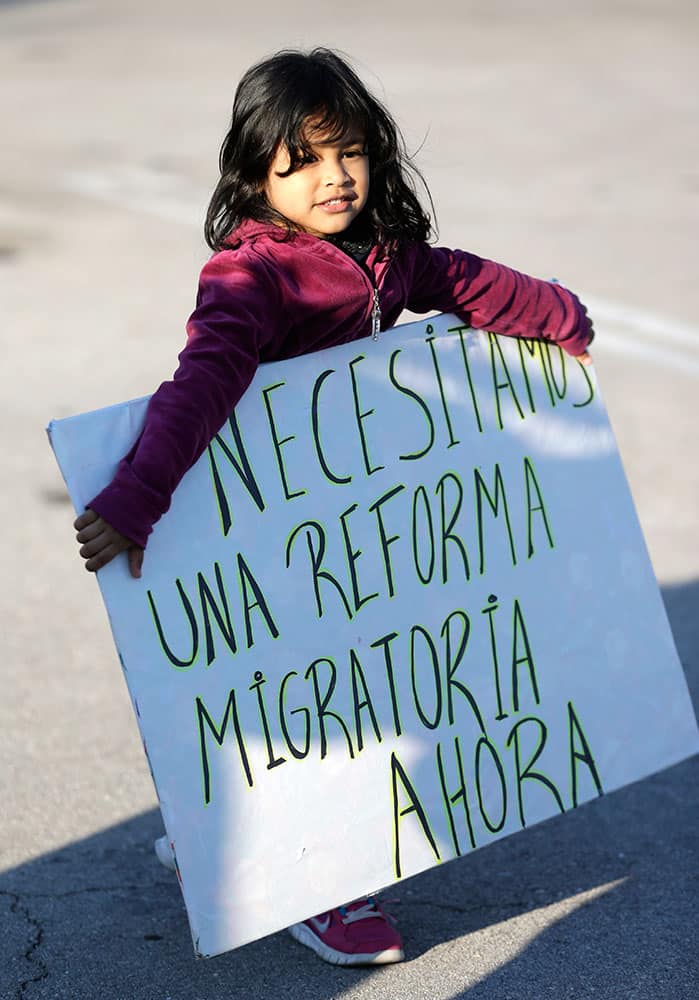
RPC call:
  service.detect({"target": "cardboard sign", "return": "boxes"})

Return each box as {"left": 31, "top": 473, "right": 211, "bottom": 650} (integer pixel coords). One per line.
{"left": 48, "top": 314, "right": 699, "bottom": 958}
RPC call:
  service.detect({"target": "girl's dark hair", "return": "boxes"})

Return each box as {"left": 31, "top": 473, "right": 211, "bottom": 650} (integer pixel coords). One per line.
{"left": 205, "top": 48, "right": 434, "bottom": 251}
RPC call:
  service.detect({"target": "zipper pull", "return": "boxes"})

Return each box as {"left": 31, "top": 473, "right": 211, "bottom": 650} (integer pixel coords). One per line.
{"left": 371, "top": 287, "right": 381, "bottom": 341}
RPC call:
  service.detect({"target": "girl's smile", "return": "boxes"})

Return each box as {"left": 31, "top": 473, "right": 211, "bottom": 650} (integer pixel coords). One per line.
{"left": 264, "top": 125, "right": 369, "bottom": 238}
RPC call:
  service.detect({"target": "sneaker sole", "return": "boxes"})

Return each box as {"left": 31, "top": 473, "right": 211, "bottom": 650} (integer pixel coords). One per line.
{"left": 288, "top": 922, "right": 404, "bottom": 966}
{"left": 154, "top": 836, "right": 177, "bottom": 872}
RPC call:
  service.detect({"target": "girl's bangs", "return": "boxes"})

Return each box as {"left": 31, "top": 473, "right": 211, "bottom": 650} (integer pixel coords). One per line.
{"left": 284, "top": 93, "right": 371, "bottom": 168}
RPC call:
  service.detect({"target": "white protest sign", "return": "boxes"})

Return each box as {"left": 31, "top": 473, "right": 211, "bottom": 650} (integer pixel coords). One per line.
{"left": 48, "top": 314, "right": 699, "bottom": 958}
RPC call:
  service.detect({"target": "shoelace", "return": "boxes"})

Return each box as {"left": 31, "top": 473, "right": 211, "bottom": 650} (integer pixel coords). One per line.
{"left": 339, "top": 897, "right": 397, "bottom": 926}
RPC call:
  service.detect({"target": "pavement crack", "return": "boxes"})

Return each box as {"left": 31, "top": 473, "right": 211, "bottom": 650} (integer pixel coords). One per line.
{"left": 1, "top": 889, "right": 49, "bottom": 999}
{"left": 1, "top": 880, "right": 174, "bottom": 997}
{"left": 2, "top": 879, "right": 174, "bottom": 901}
{"left": 403, "top": 897, "right": 532, "bottom": 916}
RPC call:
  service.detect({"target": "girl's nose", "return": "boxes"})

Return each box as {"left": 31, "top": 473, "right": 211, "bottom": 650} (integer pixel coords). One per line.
{"left": 325, "top": 158, "right": 351, "bottom": 185}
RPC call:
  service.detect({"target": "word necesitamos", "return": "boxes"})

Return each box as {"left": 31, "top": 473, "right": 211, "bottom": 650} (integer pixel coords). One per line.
{"left": 206, "top": 326, "right": 594, "bottom": 535}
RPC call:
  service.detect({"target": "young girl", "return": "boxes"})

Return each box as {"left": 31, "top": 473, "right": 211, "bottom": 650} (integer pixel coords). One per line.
{"left": 74, "top": 47, "right": 594, "bottom": 967}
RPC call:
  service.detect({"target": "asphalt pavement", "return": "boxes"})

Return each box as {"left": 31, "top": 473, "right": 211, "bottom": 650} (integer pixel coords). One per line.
{"left": 1, "top": 2, "right": 698, "bottom": 998}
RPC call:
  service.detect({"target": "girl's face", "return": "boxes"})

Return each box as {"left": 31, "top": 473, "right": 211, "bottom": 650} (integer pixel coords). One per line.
{"left": 264, "top": 122, "right": 369, "bottom": 238}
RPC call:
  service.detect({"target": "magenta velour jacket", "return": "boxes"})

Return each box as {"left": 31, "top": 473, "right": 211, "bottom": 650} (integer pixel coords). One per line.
{"left": 88, "top": 220, "right": 593, "bottom": 547}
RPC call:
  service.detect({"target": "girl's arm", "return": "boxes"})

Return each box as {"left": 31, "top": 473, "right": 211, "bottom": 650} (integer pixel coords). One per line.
{"left": 78, "top": 251, "right": 282, "bottom": 569}
{"left": 404, "top": 243, "right": 594, "bottom": 357}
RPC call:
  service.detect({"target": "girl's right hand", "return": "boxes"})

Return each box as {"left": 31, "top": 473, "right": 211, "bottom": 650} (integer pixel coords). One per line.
{"left": 74, "top": 509, "right": 144, "bottom": 578}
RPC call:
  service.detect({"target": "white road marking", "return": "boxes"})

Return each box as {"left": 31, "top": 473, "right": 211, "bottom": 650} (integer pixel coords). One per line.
{"left": 586, "top": 328, "right": 699, "bottom": 376}
{"left": 585, "top": 297, "right": 699, "bottom": 349}
{"left": 62, "top": 166, "right": 699, "bottom": 376}
{"left": 63, "top": 166, "right": 206, "bottom": 227}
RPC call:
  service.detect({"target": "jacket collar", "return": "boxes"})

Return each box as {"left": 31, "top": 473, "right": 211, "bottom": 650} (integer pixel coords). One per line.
{"left": 223, "top": 217, "right": 291, "bottom": 248}
{"left": 225, "top": 217, "right": 385, "bottom": 256}
{"left": 223, "top": 217, "right": 392, "bottom": 284}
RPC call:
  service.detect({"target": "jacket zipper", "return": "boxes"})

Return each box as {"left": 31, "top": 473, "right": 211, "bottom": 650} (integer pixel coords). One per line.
{"left": 371, "top": 286, "right": 382, "bottom": 341}
{"left": 319, "top": 238, "right": 387, "bottom": 341}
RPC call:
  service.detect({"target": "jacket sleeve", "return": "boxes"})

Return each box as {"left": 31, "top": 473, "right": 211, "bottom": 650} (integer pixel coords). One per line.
{"left": 404, "top": 242, "right": 593, "bottom": 357}
{"left": 87, "top": 251, "right": 282, "bottom": 547}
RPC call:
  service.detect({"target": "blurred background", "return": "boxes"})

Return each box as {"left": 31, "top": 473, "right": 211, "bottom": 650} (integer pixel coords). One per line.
{"left": 2, "top": 1, "right": 697, "bottom": 998}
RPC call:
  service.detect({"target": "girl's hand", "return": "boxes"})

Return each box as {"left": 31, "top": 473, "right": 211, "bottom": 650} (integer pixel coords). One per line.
{"left": 575, "top": 309, "right": 595, "bottom": 366}
{"left": 74, "top": 509, "right": 144, "bottom": 578}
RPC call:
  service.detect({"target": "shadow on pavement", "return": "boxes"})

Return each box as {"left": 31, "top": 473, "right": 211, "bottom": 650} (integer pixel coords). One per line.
{"left": 3, "top": 582, "right": 697, "bottom": 1000}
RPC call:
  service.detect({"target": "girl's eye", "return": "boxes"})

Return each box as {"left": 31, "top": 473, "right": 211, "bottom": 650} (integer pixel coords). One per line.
{"left": 343, "top": 148, "right": 366, "bottom": 159}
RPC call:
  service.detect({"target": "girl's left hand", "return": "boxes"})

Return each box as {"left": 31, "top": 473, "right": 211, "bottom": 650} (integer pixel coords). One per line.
{"left": 576, "top": 308, "right": 595, "bottom": 365}
{"left": 74, "top": 509, "right": 144, "bottom": 577}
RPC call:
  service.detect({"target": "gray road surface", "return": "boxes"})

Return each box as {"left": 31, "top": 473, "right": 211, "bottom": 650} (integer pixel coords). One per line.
{"left": 1, "top": 2, "right": 698, "bottom": 998}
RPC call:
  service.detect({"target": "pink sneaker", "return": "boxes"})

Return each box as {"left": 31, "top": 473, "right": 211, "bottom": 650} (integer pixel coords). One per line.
{"left": 288, "top": 897, "right": 404, "bottom": 966}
